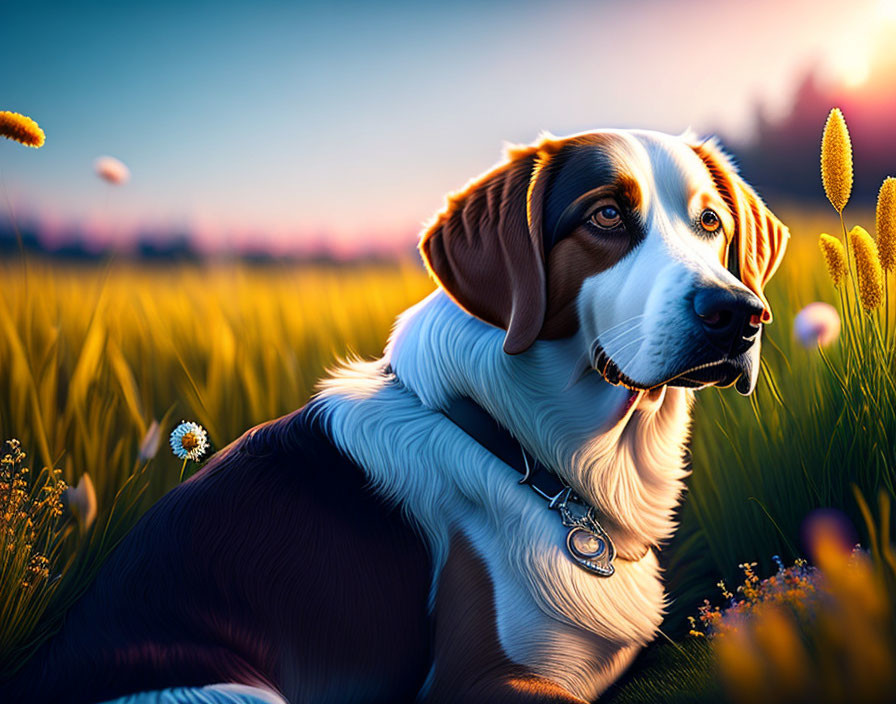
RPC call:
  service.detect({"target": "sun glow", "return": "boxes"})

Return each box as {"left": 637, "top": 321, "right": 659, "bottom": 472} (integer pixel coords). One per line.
{"left": 879, "top": 0, "right": 896, "bottom": 21}
{"left": 822, "top": 0, "right": 896, "bottom": 90}
{"left": 830, "top": 46, "right": 872, "bottom": 88}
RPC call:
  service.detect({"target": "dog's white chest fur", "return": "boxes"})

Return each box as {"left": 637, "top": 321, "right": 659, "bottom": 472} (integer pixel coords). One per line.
{"left": 316, "top": 292, "right": 692, "bottom": 701}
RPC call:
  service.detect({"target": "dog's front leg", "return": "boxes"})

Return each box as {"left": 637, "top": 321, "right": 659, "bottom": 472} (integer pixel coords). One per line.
{"left": 421, "top": 534, "right": 587, "bottom": 704}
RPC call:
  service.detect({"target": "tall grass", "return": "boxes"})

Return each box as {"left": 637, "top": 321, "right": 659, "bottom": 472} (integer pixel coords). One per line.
{"left": 0, "top": 206, "right": 892, "bottom": 672}
{"left": 666, "top": 110, "right": 896, "bottom": 629}
{"left": 0, "top": 258, "right": 434, "bottom": 674}
{"left": 0, "top": 440, "right": 66, "bottom": 665}
{"left": 0, "top": 259, "right": 433, "bottom": 506}
{"left": 0, "top": 211, "right": 890, "bottom": 645}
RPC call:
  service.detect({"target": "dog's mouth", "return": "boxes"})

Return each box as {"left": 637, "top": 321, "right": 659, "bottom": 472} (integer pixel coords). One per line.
{"left": 591, "top": 343, "right": 743, "bottom": 392}
{"left": 591, "top": 344, "right": 650, "bottom": 391}
{"left": 671, "top": 359, "right": 743, "bottom": 389}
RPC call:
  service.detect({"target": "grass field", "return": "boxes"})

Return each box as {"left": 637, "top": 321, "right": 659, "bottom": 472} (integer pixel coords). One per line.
{"left": 1, "top": 205, "right": 894, "bottom": 698}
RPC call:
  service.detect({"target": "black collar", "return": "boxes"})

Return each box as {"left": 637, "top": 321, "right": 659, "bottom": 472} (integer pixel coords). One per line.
{"left": 440, "top": 395, "right": 568, "bottom": 503}
{"left": 385, "top": 364, "right": 618, "bottom": 576}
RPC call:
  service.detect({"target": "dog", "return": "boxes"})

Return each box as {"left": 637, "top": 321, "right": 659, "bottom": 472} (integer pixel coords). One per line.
{"left": 5, "top": 128, "right": 788, "bottom": 704}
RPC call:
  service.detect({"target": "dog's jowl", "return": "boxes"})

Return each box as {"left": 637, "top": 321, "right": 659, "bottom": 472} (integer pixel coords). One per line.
{"left": 7, "top": 129, "right": 788, "bottom": 704}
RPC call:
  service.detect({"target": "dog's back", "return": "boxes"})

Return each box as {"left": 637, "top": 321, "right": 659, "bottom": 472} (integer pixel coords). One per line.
{"left": 5, "top": 404, "right": 433, "bottom": 704}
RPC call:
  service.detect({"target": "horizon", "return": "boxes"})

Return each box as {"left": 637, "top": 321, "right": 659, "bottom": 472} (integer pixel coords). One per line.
{"left": 2, "top": 0, "right": 894, "bottom": 256}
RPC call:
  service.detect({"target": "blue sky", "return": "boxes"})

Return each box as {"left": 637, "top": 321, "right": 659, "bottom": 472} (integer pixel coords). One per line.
{"left": 0, "top": 0, "right": 888, "bottom": 253}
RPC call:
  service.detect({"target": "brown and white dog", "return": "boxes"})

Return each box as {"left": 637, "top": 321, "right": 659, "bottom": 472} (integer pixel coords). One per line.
{"left": 6, "top": 129, "right": 788, "bottom": 704}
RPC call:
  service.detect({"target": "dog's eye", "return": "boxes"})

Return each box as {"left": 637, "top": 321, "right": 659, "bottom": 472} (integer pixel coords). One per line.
{"left": 589, "top": 205, "right": 623, "bottom": 230}
{"left": 699, "top": 209, "right": 722, "bottom": 234}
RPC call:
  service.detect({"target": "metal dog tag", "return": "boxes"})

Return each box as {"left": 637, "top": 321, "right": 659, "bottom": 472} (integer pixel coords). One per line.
{"left": 550, "top": 488, "right": 616, "bottom": 577}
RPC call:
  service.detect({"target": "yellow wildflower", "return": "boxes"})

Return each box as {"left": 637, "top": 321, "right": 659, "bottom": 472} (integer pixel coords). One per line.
{"left": 0, "top": 111, "right": 45, "bottom": 148}
{"left": 687, "top": 616, "right": 705, "bottom": 637}
{"left": 821, "top": 108, "right": 853, "bottom": 213}
{"left": 717, "top": 579, "right": 733, "bottom": 601}
{"left": 876, "top": 177, "right": 896, "bottom": 273}
{"left": 849, "top": 226, "right": 884, "bottom": 310}
{"left": 818, "top": 234, "right": 849, "bottom": 287}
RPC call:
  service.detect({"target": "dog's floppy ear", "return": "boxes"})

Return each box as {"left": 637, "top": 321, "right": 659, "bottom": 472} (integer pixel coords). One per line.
{"left": 691, "top": 138, "right": 790, "bottom": 323}
{"left": 419, "top": 141, "right": 557, "bottom": 354}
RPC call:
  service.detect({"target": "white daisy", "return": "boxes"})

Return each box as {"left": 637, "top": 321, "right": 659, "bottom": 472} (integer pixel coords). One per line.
{"left": 169, "top": 421, "right": 209, "bottom": 462}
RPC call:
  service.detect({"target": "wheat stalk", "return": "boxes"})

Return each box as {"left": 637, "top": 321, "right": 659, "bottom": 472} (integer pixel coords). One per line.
{"left": 0, "top": 111, "right": 45, "bottom": 148}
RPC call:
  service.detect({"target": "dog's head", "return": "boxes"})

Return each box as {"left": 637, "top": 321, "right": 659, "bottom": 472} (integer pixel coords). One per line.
{"left": 419, "top": 129, "right": 789, "bottom": 395}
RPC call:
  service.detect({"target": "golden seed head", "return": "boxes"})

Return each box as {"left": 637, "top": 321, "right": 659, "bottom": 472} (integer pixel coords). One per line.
{"left": 0, "top": 111, "right": 45, "bottom": 148}
{"left": 876, "top": 177, "right": 896, "bottom": 272}
{"left": 821, "top": 108, "right": 853, "bottom": 213}
{"left": 819, "top": 234, "right": 849, "bottom": 287}
{"left": 848, "top": 226, "right": 884, "bottom": 310}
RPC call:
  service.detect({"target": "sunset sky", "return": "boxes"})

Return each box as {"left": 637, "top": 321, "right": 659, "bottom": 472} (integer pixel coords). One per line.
{"left": 1, "top": 0, "right": 893, "bottom": 255}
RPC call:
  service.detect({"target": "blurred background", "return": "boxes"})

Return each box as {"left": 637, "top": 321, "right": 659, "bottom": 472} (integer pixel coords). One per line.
{"left": 3, "top": 4, "right": 896, "bottom": 700}
{"left": 3, "top": 0, "right": 896, "bottom": 259}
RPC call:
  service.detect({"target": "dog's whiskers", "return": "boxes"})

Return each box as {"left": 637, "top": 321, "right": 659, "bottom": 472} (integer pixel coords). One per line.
{"left": 594, "top": 324, "right": 646, "bottom": 361}
{"left": 588, "top": 316, "right": 646, "bottom": 376}
{"left": 609, "top": 334, "right": 648, "bottom": 362}
{"left": 595, "top": 314, "right": 645, "bottom": 346}
{"left": 590, "top": 328, "right": 647, "bottom": 372}
{"left": 614, "top": 338, "right": 652, "bottom": 380}
{"left": 599, "top": 335, "right": 648, "bottom": 384}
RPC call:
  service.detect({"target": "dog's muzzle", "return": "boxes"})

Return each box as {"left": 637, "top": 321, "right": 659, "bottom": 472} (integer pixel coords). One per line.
{"left": 592, "top": 286, "right": 766, "bottom": 394}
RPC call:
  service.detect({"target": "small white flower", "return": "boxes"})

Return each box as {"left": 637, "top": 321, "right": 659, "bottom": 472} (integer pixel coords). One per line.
{"left": 169, "top": 421, "right": 209, "bottom": 461}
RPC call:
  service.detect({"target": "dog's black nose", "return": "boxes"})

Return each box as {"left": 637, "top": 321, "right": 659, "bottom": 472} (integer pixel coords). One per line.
{"left": 693, "top": 287, "right": 764, "bottom": 355}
